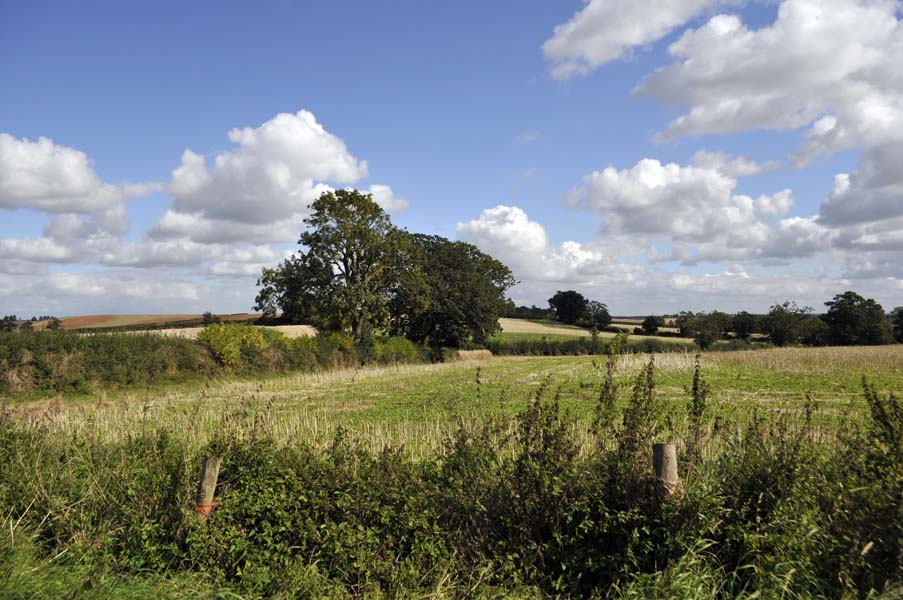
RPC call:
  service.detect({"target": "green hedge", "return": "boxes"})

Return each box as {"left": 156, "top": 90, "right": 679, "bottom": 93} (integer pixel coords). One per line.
{"left": 0, "top": 327, "right": 425, "bottom": 396}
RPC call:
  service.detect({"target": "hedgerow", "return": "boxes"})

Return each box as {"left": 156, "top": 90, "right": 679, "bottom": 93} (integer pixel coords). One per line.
{"left": 0, "top": 326, "right": 426, "bottom": 396}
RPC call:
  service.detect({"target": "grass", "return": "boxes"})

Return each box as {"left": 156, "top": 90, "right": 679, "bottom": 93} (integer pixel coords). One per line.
{"left": 10, "top": 345, "right": 901, "bottom": 457}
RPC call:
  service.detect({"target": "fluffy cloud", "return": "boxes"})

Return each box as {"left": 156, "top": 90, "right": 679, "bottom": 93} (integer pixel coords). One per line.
{"left": 168, "top": 110, "right": 367, "bottom": 225}
{"left": 456, "top": 205, "right": 628, "bottom": 282}
{"left": 543, "top": 0, "right": 723, "bottom": 79}
{"left": 156, "top": 111, "right": 406, "bottom": 245}
{"left": 367, "top": 184, "right": 410, "bottom": 213}
{"left": 0, "top": 133, "right": 158, "bottom": 213}
{"left": 690, "top": 150, "right": 780, "bottom": 177}
{"left": 819, "top": 141, "right": 903, "bottom": 226}
{"left": 569, "top": 157, "right": 830, "bottom": 264}
{"left": 452, "top": 205, "right": 889, "bottom": 313}
{"left": 635, "top": 0, "right": 903, "bottom": 163}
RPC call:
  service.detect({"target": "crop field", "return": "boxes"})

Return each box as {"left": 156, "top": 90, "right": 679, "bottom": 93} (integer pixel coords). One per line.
{"left": 4, "top": 343, "right": 903, "bottom": 598}
{"left": 52, "top": 313, "right": 262, "bottom": 330}
{"left": 146, "top": 323, "right": 318, "bottom": 340}
{"left": 12, "top": 345, "right": 900, "bottom": 454}
{"left": 496, "top": 317, "right": 691, "bottom": 344}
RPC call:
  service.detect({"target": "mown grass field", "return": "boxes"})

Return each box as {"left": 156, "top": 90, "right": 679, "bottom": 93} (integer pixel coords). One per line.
{"left": 14, "top": 345, "right": 901, "bottom": 456}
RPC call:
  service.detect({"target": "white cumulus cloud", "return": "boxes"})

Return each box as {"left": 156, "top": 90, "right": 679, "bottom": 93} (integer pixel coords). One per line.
{"left": 543, "top": 0, "right": 724, "bottom": 79}
{"left": 635, "top": 0, "right": 903, "bottom": 163}
{"left": 0, "top": 133, "right": 158, "bottom": 213}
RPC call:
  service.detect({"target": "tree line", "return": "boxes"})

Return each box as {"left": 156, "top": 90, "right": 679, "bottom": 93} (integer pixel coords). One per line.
{"left": 507, "top": 289, "right": 903, "bottom": 349}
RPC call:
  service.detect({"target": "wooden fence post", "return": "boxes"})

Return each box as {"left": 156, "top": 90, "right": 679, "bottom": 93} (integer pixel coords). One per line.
{"left": 195, "top": 456, "right": 221, "bottom": 519}
{"left": 653, "top": 443, "right": 683, "bottom": 500}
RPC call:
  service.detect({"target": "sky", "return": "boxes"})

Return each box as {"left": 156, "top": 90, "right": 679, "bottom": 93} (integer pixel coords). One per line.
{"left": 1, "top": 0, "right": 902, "bottom": 317}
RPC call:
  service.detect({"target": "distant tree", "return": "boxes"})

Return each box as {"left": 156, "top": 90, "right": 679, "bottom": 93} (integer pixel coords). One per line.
{"left": 20, "top": 320, "right": 33, "bottom": 331}
{"left": 675, "top": 311, "right": 695, "bottom": 337}
{"left": 586, "top": 300, "right": 612, "bottom": 329}
{"left": 763, "top": 301, "right": 812, "bottom": 347}
{"left": 1, "top": 315, "right": 17, "bottom": 332}
{"left": 731, "top": 311, "right": 759, "bottom": 340}
{"left": 686, "top": 311, "right": 731, "bottom": 349}
{"left": 892, "top": 307, "right": 903, "bottom": 343}
{"left": 389, "top": 234, "right": 515, "bottom": 347}
{"left": 548, "top": 290, "right": 588, "bottom": 325}
{"left": 823, "top": 291, "right": 892, "bottom": 345}
{"left": 202, "top": 311, "right": 221, "bottom": 325}
{"left": 47, "top": 318, "right": 62, "bottom": 331}
{"left": 255, "top": 189, "right": 413, "bottom": 339}
{"left": 510, "top": 304, "right": 555, "bottom": 320}
{"left": 641, "top": 315, "right": 665, "bottom": 335}
{"left": 799, "top": 317, "right": 830, "bottom": 347}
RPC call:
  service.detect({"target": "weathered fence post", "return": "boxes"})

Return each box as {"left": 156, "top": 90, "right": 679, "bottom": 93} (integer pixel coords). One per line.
{"left": 195, "top": 456, "right": 221, "bottom": 519}
{"left": 653, "top": 443, "right": 683, "bottom": 500}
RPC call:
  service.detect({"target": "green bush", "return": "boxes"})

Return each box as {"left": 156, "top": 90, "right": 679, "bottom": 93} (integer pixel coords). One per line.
{"left": 373, "top": 336, "right": 421, "bottom": 365}
{"left": 196, "top": 323, "right": 268, "bottom": 368}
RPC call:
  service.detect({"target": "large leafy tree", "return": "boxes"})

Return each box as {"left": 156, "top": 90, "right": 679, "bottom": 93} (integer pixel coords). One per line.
{"left": 823, "top": 291, "right": 892, "bottom": 345}
{"left": 762, "top": 301, "right": 812, "bottom": 347}
{"left": 390, "top": 234, "right": 515, "bottom": 347}
{"left": 548, "top": 290, "right": 588, "bottom": 325}
{"left": 255, "top": 189, "right": 412, "bottom": 338}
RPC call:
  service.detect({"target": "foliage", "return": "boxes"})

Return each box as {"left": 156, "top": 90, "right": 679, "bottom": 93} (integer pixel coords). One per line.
{"left": 197, "top": 323, "right": 267, "bottom": 367}
{"left": 893, "top": 306, "right": 903, "bottom": 343}
{"left": 255, "top": 189, "right": 413, "bottom": 338}
{"left": 823, "top": 290, "right": 893, "bottom": 346}
{"left": 0, "top": 330, "right": 215, "bottom": 394}
{"left": 373, "top": 336, "right": 422, "bottom": 365}
{"left": 548, "top": 290, "right": 588, "bottom": 325}
{"left": 201, "top": 311, "right": 220, "bottom": 325}
{"left": 683, "top": 311, "right": 730, "bottom": 349}
{"left": 0, "top": 325, "right": 424, "bottom": 397}
{"left": 641, "top": 315, "right": 665, "bottom": 334}
{"left": 730, "top": 311, "right": 759, "bottom": 340}
{"left": 586, "top": 300, "right": 613, "bottom": 329}
{"left": 763, "top": 300, "right": 812, "bottom": 347}
{"left": 508, "top": 304, "right": 556, "bottom": 320}
{"left": 798, "top": 316, "right": 830, "bottom": 346}
{"left": 390, "top": 233, "right": 515, "bottom": 348}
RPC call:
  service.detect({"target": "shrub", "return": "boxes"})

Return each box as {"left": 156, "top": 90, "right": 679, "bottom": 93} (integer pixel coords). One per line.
{"left": 373, "top": 336, "right": 421, "bottom": 365}
{"left": 197, "top": 324, "right": 267, "bottom": 368}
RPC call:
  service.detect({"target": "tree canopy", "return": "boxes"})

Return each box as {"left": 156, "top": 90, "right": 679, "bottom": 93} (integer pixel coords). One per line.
{"left": 548, "top": 290, "right": 588, "bottom": 325}
{"left": 255, "top": 189, "right": 413, "bottom": 337}
{"left": 641, "top": 316, "right": 664, "bottom": 334}
{"left": 762, "top": 301, "right": 812, "bottom": 347}
{"left": 390, "top": 234, "right": 515, "bottom": 347}
{"left": 823, "top": 291, "right": 892, "bottom": 345}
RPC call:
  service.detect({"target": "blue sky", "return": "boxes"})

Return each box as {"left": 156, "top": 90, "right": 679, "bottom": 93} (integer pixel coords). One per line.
{"left": 2, "top": 0, "right": 902, "bottom": 316}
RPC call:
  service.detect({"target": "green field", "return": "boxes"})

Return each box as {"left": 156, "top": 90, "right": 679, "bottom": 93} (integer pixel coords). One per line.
{"left": 5, "top": 345, "right": 903, "bottom": 598}
{"left": 15, "top": 345, "right": 901, "bottom": 455}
